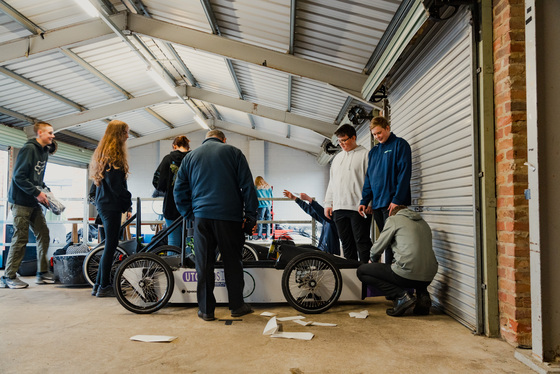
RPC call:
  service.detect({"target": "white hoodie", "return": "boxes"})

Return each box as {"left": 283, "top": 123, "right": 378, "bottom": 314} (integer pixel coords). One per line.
{"left": 324, "top": 145, "right": 368, "bottom": 211}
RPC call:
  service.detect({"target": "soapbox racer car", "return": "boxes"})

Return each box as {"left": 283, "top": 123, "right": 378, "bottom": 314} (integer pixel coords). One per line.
{"left": 113, "top": 241, "right": 367, "bottom": 315}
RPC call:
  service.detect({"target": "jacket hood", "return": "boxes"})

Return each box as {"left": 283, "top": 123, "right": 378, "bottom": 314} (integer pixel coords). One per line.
{"left": 169, "top": 149, "right": 189, "bottom": 163}
{"left": 396, "top": 208, "right": 422, "bottom": 220}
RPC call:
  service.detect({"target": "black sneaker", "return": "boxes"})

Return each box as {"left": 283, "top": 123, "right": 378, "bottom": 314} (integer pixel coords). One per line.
{"left": 197, "top": 310, "right": 216, "bottom": 321}
{"left": 386, "top": 293, "right": 416, "bottom": 317}
{"left": 96, "top": 285, "right": 115, "bottom": 297}
{"left": 231, "top": 303, "right": 253, "bottom": 317}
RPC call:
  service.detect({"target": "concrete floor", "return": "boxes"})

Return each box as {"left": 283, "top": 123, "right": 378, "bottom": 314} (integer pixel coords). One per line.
{"left": 0, "top": 277, "right": 534, "bottom": 374}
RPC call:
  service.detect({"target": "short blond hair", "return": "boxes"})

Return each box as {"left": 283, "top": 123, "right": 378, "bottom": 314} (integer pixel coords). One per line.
{"left": 206, "top": 129, "right": 225, "bottom": 141}
{"left": 33, "top": 121, "right": 52, "bottom": 136}
{"left": 370, "top": 116, "right": 389, "bottom": 130}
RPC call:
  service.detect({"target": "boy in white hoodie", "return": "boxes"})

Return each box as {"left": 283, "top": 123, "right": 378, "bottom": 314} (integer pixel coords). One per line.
{"left": 324, "top": 124, "right": 372, "bottom": 263}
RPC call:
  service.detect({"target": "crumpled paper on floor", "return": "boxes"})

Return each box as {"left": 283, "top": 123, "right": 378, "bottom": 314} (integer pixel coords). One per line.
{"left": 263, "top": 317, "right": 279, "bottom": 335}
{"left": 271, "top": 332, "right": 314, "bottom": 340}
{"left": 130, "top": 335, "right": 177, "bottom": 343}
{"left": 349, "top": 310, "right": 369, "bottom": 319}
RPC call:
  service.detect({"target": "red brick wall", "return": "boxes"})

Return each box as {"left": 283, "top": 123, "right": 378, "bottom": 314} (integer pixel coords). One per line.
{"left": 493, "top": 0, "right": 531, "bottom": 346}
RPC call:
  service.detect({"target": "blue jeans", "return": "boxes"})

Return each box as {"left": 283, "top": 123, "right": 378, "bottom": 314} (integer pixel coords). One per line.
{"left": 257, "top": 206, "right": 271, "bottom": 238}
{"left": 165, "top": 218, "right": 182, "bottom": 248}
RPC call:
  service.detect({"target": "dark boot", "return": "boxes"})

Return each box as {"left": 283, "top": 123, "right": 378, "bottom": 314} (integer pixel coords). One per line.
{"left": 413, "top": 293, "right": 432, "bottom": 315}
{"left": 386, "top": 293, "right": 416, "bottom": 317}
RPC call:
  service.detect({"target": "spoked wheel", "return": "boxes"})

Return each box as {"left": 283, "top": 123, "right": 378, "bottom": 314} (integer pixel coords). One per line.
{"left": 148, "top": 245, "right": 181, "bottom": 257}
{"left": 83, "top": 245, "right": 128, "bottom": 287}
{"left": 281, "top": 252, "right": 342, "bottom": 314}
{"left": 216, "top": 244, "right": 259, "bottom": 262}
{"left": 114, "top": 253, "right": 174, "bottom": 314}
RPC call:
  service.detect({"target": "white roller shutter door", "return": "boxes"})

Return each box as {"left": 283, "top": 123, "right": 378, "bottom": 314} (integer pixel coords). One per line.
{"left": 386, "top": 9, "right": 480, "bottom": 331}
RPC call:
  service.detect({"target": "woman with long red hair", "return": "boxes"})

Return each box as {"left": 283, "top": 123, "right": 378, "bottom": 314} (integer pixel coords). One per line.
{"left": 89, "top": 120, "right": 132, "bottom": 297}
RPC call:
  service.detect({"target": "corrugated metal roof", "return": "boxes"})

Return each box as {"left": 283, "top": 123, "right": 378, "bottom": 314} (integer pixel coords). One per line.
{"left": 231, "top": 60, "right": 290, "bottom": 111}
{"left": 295, "top": 0, "right": 400, "bottom": 72}
{"left": 5, "top": 0, "right": 92, "bottom": 30}
{"left": 211, "top": 0, "right": 291, "bottom": 52}
{"left": 0, "top": 0, "right": 405, "bottom": 156}
{"left": 0, "top": 12, "right": 31, "bottom": 43}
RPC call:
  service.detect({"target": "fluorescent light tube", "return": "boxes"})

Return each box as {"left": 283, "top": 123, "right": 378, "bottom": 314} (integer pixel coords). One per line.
{"left": 194, "top": 115, "right": 210, "bottom": 129}
{"left": 146, "top": 67, "right": 177, "bottom": 96}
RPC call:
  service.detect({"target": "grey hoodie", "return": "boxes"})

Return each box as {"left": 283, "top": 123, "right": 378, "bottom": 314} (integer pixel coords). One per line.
{"left": 371, "top": 208, "right": 438, "bottom": 281}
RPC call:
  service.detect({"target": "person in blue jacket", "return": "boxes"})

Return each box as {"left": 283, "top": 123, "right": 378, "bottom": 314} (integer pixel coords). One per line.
{"left": 283, "top": 190, "right": 340, "bottom": 255}
{"left": 89, "top": 120, "right": 132, "bottom": 298}
{"left": 174, "top": 130, "right": 258, "bottom": 321}
{"left": 255, "top": 176, "right": 273, "bottom": 240}
{"left": 359, "top": 116, "right": 412, "bottom": 265}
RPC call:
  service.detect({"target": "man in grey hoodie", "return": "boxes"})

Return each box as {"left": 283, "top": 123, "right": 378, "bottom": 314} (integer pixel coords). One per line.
{"left": 357, "top": 205, "right": 438, "bottom": 316}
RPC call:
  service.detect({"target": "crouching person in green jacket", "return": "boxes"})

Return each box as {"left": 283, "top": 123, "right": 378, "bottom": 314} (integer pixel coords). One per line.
{"left": 357, "top": 205, "right": 438, "bottom": 317}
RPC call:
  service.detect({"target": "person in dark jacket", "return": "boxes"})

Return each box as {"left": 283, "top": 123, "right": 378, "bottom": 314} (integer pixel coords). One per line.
{"left": 152, "top": 135, "right": 191, "bottom": 250}
{"left": 283, "top": 190, "right": 340, "bottom": 255}
{"left": 1, "top": 122, "right": 55, "bottom": 289}
{"left": 174, "top": 130, "right": 258, "bottom": 321}
{"left": 359, "top": 116, "right": 412, "bottom": 264}
{"left": 89, "top": 120, "right": 132, "bottom": 298}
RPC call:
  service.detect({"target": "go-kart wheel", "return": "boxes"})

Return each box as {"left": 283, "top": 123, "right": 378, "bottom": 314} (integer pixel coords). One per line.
{"left": 114, "top": 253, "right": 174, "bottom": 314}
{"left": 281, "top": 252, "right": 342, "bottom": 314}
{"left": 148, "top": 245, "right": 181, "bottom": 257}
{"left": 83, "top": 245, "right": 128, "bottom": 287}
{"left": 216, "top": 244, "right": 259, "bottom": 262}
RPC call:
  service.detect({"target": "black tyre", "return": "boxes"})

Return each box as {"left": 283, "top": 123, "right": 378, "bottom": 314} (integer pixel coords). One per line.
{"left": 216, "top": 244, "right": 259, "bottom": 262}
{"left": 281, "top": 252, "right": 342, "bottom": 314}
{"left": 114, "top": 253, "right": 174, "bottom": 314}
{"left": 83, "top": 245, "right": 128, "bottom": 287}
{"left": 148, "top": 245, "right": 181, "bottom": 257}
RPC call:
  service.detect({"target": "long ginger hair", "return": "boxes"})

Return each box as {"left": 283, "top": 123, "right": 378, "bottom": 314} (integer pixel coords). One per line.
{"left": 90, "top": 120, "right": 130, "bottom": 186}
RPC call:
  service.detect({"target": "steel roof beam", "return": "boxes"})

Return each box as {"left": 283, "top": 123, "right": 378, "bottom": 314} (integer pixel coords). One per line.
{"left": 0, "top": 13, "right": 125, "bottom": 64}
{"left": 0, "top": 105, "right": 35, "bottom": 123}
{"left": 48, "top": 90, "right": 176, "bottom": 131}
{"left": 186, "top": 86, "right": 335, "bottom": 137}
{"left": 126, "top": 13, "right": 367, "bottom": 95}
{"left": 0, "top": 66, "right": 85, "bottom": 112}
{"left": 213, "top": 119, "right": 321, "bottom": 156}
{"left": 61, "top": 48, "right": 132, "bottom": 99}
{"left": 48, "top": 86, "right": 336, "bottom": 137}
{"left": 0, "top": 0, "right": 43, "bottom": 35}
{"left": 127, "top": 123, "right": 202, "bottom": 148}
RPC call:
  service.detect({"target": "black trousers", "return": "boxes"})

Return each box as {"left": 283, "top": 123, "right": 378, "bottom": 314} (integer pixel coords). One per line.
{"left": 333, "top": 210, "right": 372, "bottom": 263}
{"left": 96, "top": 209, "right": 122, "bottom": 288}
{"left": 193, "top": 217, "right": 245, "bottom": 314}
{"left": 372, "top": 207, "right": 392, "bottom": 264}
{"left": 357, "top": 262, "right": 431, "bottom": 299}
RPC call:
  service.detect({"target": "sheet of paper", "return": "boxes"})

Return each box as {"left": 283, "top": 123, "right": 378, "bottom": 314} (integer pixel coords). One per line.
{"left": 263, "top": 317, "right": 279, "bottom": 335}
{"left": 293, "top": 319, "right": 312, "bottom": 326}
{"left": 277, "top": 315, "right": 305, "bottom": 322}
{"left": 130, "top": 335, "right": 177, "bottom": 343}
{"left": 260, "top": 312, "right": 277, "bottom": 317}
{"left": 311, "top": 322, "right": 337, "bottom": 327}
{"left": 271, "top": 332, "right": 314, "bottom": 340}
{"left": 349, "top": 310, "right": 369, "bottom": 319}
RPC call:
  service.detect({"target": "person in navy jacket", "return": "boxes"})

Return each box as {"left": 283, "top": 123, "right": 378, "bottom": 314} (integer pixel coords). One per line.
{"left": 359, "top": 116, "right": 412, "bottom": 265}
{"left": 89, "top": 120, "right": 132, "bottom": 298}
{"left": 283, "top": 190, "right": 340, "bottom": 255}
{"left": 174, "top": 130, "right": 258, "bottom": 321}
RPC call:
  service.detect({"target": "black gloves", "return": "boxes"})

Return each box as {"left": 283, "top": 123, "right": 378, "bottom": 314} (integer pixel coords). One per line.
{"left": 243, "top": 216, "right": 257, "bottom": 236}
